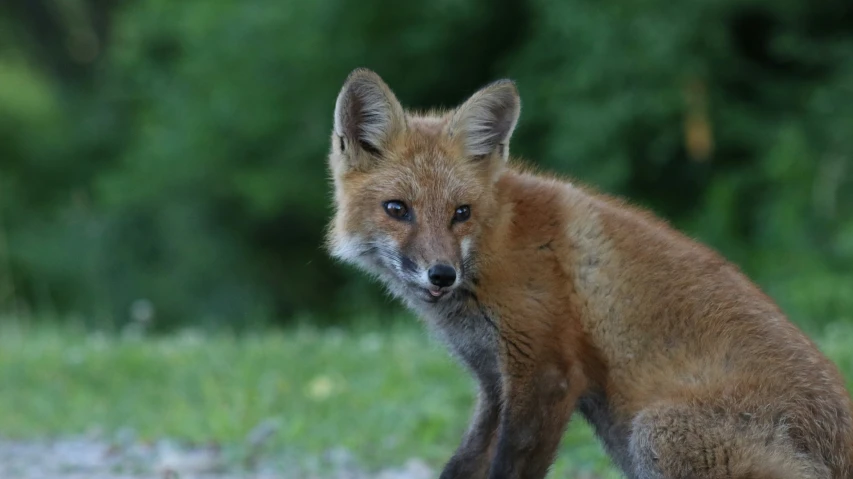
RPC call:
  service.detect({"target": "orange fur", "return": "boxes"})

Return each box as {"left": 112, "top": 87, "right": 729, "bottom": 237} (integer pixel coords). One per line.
{"left": 326, "top": 69, "right": 853, "bottom": 479}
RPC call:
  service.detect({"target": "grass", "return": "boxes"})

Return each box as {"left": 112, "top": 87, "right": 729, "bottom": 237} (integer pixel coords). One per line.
{"left": 0, "top": 319, "right": 851, "bottom": 477}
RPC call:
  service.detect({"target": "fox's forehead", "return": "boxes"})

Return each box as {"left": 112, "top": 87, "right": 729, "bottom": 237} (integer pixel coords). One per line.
{"left": 405, "top": 114, "right": 449, "bottom": 136}
{"left": 347, "top": 113, "right": 488, "bottom": 205}
{"left": 394, "top": 114, "right": 455, "bottom": 157}
{"left": 376, "top": 154, "right": 480, "bottom": 204}
{"left": 366, "top": 136, "right": 484, "bottom": 205}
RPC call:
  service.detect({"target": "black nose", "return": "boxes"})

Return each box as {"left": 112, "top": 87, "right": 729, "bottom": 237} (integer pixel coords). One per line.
{"left": 428, "top": 264, "right": 457, "bottom": 287}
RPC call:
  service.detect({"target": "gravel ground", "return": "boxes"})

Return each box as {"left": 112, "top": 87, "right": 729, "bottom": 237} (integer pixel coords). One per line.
{"left": 0, "top": 435, "right": 433, "bottom": 479}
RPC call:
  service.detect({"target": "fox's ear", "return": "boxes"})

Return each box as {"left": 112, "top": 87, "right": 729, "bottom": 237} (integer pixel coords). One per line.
{"left": 332, "top": 68, "right": 405, "bottom": 170}
{"left": 448, "top": 80, "right": 520, "bottom": 161}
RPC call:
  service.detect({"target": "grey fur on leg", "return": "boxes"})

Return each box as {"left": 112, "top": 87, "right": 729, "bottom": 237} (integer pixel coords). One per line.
{"left": 627, "top": 409, "right": 666, "bottom": 479}
{"left": 439, "top": 390, "right": 501, "bottom": 479}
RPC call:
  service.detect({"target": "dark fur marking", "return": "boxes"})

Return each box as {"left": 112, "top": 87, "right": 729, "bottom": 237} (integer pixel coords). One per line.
{"left": 401, "top": 255, "right": 418, "bottom": 273}
{"left": 471, "top": 295, "right": 499, "bottom": 332}
{"left": 701, "top": 434, "right": 711, "bottom": 472}
{"left": 537, "top": 240, "right": 554, "bottom": 251}
{"left": 502, "top": 337, "right": 534, "bottom": 363}
{"left": 501, "top": 322, "right": 534, "bottom": 342}
{"left": 577, "top": 391, "right": 634, "bottom": 475}
{"left": 359, "top": 139, "right": 382, "bottom": 157}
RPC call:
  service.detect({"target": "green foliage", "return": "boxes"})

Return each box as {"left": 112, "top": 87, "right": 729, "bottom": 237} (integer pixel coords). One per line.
{"left": 508, "top": 0, "right": 853, "bottom": 326}
{"left": 0, "top": 0, "right": 851, "bottom": 328}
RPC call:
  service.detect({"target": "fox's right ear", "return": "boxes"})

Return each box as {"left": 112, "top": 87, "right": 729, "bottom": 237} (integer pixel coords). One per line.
{"left": 331, "top": 68, "right": 405, "bottom": 172}
{"left": 448, "top": 79, "right": 520, "bottom": 162}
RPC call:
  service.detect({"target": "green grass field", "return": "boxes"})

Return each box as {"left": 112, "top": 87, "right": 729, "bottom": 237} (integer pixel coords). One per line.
{"left": 0, "top": 318, "right": 851, "bottom": 477}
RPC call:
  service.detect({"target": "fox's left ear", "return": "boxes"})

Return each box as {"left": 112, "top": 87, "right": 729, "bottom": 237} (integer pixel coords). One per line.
{"left": 448, "top": 80, "right": 521, "bottom": 161}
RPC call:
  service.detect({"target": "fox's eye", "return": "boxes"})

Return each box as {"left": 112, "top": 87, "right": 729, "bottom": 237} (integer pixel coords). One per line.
{"left": 383, "top": 200, "right": 410, "bottom": 221}
{"left": 453, "top": 205, "right": 471, "bottom": 223}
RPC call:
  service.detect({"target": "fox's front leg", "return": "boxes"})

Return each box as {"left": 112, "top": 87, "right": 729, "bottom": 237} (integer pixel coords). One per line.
{"left": 487, "top": 357, "right": 585, "bottom": 479}
{"left": 439, "top": 385, "right": 501, "bottom": 479}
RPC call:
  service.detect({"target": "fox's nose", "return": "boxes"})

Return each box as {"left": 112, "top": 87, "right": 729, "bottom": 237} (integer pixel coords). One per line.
{"left": 428, "top": 264, "right": 457, "bottom": 287}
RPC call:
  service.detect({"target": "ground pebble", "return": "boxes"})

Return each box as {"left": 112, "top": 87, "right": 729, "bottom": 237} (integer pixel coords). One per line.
{"left": 0, "top": 437, "right": 434, "bottom": 479}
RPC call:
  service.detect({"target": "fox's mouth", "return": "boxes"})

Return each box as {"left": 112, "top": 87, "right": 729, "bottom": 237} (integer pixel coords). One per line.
{"left": 421, "top": 286, "right": 450, "bottom": 302}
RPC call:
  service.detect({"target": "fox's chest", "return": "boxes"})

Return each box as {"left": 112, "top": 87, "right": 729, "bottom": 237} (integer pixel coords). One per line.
{"left": 421, "top": 294, "right": 502, "bottom": 391}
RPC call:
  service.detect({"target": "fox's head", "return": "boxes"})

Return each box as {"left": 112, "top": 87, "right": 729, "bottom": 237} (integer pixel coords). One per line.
{"left": 326, "top": 68, "right": 520, "bottom": 305}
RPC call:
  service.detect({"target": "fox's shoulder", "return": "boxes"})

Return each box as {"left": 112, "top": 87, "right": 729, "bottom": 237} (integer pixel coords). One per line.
{"left": 490, "top": 164, "right": 728, "bottom": 278}
{"left": 490, "top": 165, "right": 664, "bottom": 244}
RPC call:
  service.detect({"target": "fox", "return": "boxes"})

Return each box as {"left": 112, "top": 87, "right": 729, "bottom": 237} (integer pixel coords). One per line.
{"left": 325, "top": 68, "right": 853, "bottom": 479}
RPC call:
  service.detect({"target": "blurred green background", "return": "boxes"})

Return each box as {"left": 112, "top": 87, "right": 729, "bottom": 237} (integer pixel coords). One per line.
{"left": 1, "top": 0, "right": 852, "bottom": 331}
{"left": 1, "top": 0, "right": 852, "bottom": 476}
